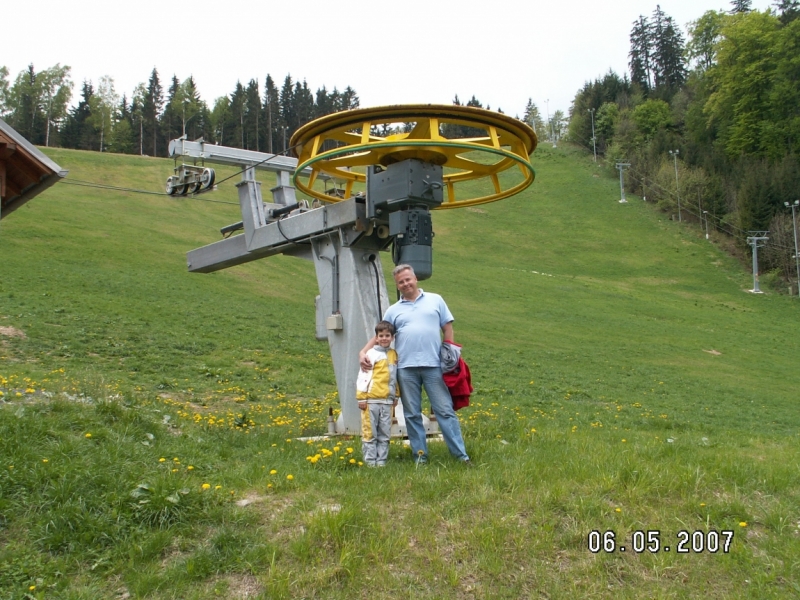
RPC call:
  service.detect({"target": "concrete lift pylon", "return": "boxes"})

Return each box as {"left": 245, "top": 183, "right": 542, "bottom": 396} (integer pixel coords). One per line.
{"left": 172, "top": 104, "right": 537, "bottom": 436}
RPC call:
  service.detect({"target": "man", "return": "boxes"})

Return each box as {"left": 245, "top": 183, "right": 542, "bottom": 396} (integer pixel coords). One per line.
{"left": 359, "top": 264, "right": 471, "bottom": 465}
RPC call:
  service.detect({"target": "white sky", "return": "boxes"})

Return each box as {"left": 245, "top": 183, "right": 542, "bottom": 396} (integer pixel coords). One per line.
{"left": 5, "top": 0, "right": 774, "bottom": 119}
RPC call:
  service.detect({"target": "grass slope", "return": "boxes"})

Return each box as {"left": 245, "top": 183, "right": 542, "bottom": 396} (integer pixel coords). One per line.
{"left": 1, "top": 144, "right": 798, "bottom": 599}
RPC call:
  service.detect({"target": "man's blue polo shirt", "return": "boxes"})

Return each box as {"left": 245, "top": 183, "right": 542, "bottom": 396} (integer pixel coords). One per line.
{"left": 383, "top": 289, "right": 454, "bottom": 368}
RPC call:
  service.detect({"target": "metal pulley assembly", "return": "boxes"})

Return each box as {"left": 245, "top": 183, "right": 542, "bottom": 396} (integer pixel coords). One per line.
{"left": 290, "top": 103, "right": 537, "bottom": 208}
{"left": 289, "top": 104, "right": 537, "bottom": 279}
{"left": 166, "top": 164, "right": 216, "bottom": 196}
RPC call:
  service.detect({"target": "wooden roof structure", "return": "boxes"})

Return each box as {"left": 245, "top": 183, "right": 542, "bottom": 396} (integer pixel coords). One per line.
{"left": 0, "top": 117, "right": 68, "bottom": 219}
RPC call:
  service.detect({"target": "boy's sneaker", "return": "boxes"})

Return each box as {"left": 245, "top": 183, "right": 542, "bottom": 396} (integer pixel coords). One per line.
{"left": 461, "top": 459, "right": 475, "bottom": 467}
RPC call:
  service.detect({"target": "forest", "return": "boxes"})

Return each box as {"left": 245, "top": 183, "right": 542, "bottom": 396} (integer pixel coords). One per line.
{"left": 567, "top": 1, "right": 800, "bottom": 289}
{"left": 0, "top": 67, "right": 359, "bottom": 159}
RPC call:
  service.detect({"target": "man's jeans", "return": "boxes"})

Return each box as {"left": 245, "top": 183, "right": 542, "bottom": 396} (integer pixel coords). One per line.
{"left": 397, "top": 366, "right": 469, "bottom": 461}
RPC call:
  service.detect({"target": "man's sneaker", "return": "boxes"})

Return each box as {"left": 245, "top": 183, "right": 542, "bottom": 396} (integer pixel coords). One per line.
{"left": 462, "top": 459, "right": 475, "bottom": 467}
{"left": 415, "top": 456, "right": 428, "bottom": 465}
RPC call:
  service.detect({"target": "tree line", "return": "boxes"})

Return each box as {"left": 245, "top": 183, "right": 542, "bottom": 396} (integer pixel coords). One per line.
{"left": 0, "top": 66, "right": 359, "bottom": 158}
{"left": 567, "top": 0, "right": 800, "bottom": 289}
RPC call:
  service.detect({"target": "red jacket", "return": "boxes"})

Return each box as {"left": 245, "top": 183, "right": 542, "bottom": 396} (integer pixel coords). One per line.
{"left": 443, "top": 356, "right": 472, "bottom": 411}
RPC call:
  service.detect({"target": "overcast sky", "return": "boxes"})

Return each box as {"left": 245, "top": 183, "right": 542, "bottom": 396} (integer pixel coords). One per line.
{"left": 6, "top": 0, "right": 775, "bottom": 120}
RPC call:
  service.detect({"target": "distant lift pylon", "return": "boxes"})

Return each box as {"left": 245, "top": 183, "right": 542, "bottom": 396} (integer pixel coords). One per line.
{"left": 173, "top": 104, "right": 537, "bottom": 435}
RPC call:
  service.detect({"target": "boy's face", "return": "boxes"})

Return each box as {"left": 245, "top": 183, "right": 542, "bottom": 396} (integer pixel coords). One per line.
{"left": 376, "top": 330, "right": 393, "bottom": 348}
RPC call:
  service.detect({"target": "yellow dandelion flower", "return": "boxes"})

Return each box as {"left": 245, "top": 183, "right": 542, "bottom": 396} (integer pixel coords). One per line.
{"left": 615, "top": 508, "right": 621, "bottom": 513}
{"left": 29, "top": 585, "right": 36, "bottom": 591}
{"left": 358, "top": 461, "right": 363, "bottom": 466}
{"left": 621, "top": 439, "right": 627, "bottom": 443}
{"left": 42, "top": 459, "right": 49, "bottom": 463}
{"left": 267, "top": 483, "right": 273, "bottom": 488}
{"left": 172, "top": 468, "right": 178, "bottom": 473}
{"left": 269, "top": 469, "right": 277, "bottom": 475}
{"left": 739, "top": 521, "right": 747, "bottom": 527}
{"left": 700, "top": 503, "right": 706, "bottom": 507}
{"left": 333, "top": 446, "right": 340, "bottom": 452}
{"left": 85, "top": 433, "right": 92, "bottom": 439}
{"left": 159, "top": 458, "right": 166, "bottom": 463}
{"left": 346, "top": 447, "right": 354, "bottom": 453}
{"left": 215, "top": 485, "right": 222, "bottom": 490}
{"left": 201, "top": 483, "right": 211, "bottom": 490}
{"left": 187, "top": 465, "right": 194, "bottom": 471}
{"left": 286, "top": 474, "right": 294, "bottom": 480}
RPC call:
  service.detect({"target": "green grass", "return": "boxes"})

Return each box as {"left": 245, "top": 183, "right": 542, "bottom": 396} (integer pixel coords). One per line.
{"left": 1, "top": 144, "right": 799, "bottom": 598}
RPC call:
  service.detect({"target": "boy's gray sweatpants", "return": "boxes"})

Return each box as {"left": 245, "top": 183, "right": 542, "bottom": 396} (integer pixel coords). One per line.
{"left": 361, "top": 402, "right": 392, "bottom": 465}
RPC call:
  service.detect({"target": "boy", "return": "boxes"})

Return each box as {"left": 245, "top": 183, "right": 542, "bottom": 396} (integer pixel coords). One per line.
{"left": 356, "top": 321, "right": 399, "bottom": 467}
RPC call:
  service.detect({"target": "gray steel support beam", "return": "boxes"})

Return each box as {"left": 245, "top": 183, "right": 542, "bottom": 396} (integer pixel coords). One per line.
{"left": 271, "top": 170, "right": 297, "bottom": 205}
{"left": 238, "top": 171, "right": 266, "bottom": 248}
{"left": 187, "top": 198, "right": 366, "bottom": 273}
{"left": 168, "top": 138, "right": 309, "bottom": 174}
{"left": 312, "top": 238, "right": 390, "bottom": 434}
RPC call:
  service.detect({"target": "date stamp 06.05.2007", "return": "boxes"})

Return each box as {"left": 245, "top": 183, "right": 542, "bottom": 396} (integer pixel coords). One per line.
{"left": 588, "top": 530, "right": 734, "bottom": 554}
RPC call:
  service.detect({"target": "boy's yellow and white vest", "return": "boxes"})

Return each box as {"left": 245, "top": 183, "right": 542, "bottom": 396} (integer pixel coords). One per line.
{"left": 356, "top": 346, "right": 399, "bottom": 403}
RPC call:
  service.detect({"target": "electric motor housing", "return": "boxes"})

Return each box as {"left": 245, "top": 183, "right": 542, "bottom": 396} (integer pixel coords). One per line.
{"left": 390, "top": 208, "right": 434, "bottom": 280}
{"left": 366, "top": 159, "right": 443, "bottom": 218}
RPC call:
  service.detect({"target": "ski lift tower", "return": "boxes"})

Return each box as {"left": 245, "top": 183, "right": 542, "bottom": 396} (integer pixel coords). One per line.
{"left": 173, "top": 105, "right": 537, "bottom": 435}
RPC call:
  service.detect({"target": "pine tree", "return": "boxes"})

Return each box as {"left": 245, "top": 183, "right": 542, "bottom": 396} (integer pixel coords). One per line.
{"left": 142, "top": 68, "right": 163, "bottom": 156}
{"left": 227, "top": 81, "right": 246, "bottom": 148}
{"left": 730, "top": 0, "right": 753, "bottom": 13}
{"left": 161, "top": 75, "right": 182, "bottom": 145}
{"left": 180, "top": 76, "right": 204, "bottom": 140}
{"left": 209, "top": 96, "right": 230, "bottom": 145}
{"left": 244, "top": 79, "right": 260, "bottom": 150}
{"left": 651, "top": 6, "right": 668, "bottom": 89}
{"left": 131, "top": 83, "right": 147, "bottom": 155}
{"left": 279, "top": 75, "right": 296, "bottom": 151}
{"left": 629, "top": 15, "right": 653, "bottom": 92}
{"left": 61, "top": 80, "right": 93, "bottom": 149}
{"left": 7, "top": 65, "right": 44, "bottom": 143}
{"left": 653, "top": 13, "right": 687, "bottom": 93}
{"left": 293, "top": 80, "right": 314, "bottom": 137}
{"left": 775, "top": 0, "right": 800, "bottom": 24}
{"left": 314, "top": 85, "right": 332, "bottom": 119}
{"left": 340, "top": 86, "right": 359, "bottom": 110}
{"left": 110, "top": 94, "right": 135, "bottom": 154}
{"left": 523, "top": 98, "right": 544, "bottom": 136}
{"left": 263, "top": 75, "right": 279, "bottom": 154}
{"left": 630, "top": 7, "right": 686, "bottom": 99}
